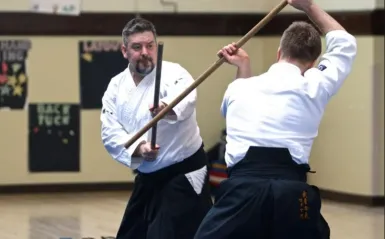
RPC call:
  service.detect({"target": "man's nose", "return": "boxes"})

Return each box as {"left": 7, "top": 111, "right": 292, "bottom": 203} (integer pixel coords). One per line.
{"left": 141, "top": 46, "right": 149, "bottom": 55}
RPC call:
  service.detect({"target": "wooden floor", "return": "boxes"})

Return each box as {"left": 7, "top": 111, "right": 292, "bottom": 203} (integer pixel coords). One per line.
{"left": 0, "top": 191, "right": 383, "bottom": 239}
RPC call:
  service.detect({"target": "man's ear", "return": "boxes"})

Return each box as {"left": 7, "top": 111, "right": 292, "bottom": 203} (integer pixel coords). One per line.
{"left": 121, "top": 44, "right": 128, "bottom": 59}
{"left": 276, "top": 47, "right": 281, "bottom": 62}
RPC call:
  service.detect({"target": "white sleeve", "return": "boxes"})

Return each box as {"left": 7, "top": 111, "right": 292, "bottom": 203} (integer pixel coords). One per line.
{"left": 220, "top": 81, "right": 238, "bottom": 118}
{"left": 220, "top": 87, "right": 230, "bottom": 118}
{"left": 311, "top": 30, "right": 357, "bottom": 97}
{"left": 160, "top": 64, "right": 197, "bottom": 123}
{"left": 100, "top": 78, "right": 146, "bottom": 169}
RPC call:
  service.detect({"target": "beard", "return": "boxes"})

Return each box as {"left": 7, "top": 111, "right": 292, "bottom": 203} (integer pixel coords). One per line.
{"left": 132, "top": 55, "right": 155, "bottom": 77}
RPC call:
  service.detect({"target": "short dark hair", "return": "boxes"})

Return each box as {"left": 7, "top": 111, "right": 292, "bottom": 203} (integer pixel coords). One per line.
{"left": 122, "top": 18, "right": 157, "bottom": 46}
{"left": 279, "top": 21, "right": 321, "bottom": 63}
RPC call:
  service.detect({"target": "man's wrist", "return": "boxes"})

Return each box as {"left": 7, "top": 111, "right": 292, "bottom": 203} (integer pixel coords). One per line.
{"left": 236, "top": 58, "right": 252, "bottom": 78}
{"left": 303, "top": 3, "right": 317, "bottom": 16}
{"left": 238, "top": 62, "right": 250, "bottom": 71}
{"left": 160, "top": 101, "right": 176, "bottom": 116}
{"left": 235, "top": 57, "right": 250, "bottom": 67}
{"left": 133, "top": 141, "right": 145, "bottom": 157}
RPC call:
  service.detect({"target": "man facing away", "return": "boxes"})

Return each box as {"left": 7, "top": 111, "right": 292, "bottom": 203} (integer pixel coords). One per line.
{"left": 100, "top": 18, "right": 212, "bottom": 239}
{"left": 194, "top": 0, "right": 357, "bottom": 238}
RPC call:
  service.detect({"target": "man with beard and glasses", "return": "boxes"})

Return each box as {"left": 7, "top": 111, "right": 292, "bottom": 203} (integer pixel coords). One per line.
{"left": 100, "top": 18, "right": 213, "bottom": 239}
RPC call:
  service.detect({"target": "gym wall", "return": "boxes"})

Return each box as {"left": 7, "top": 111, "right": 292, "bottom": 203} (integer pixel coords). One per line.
{"left": 0, "top": 0, "right": 383, "bottom": 204}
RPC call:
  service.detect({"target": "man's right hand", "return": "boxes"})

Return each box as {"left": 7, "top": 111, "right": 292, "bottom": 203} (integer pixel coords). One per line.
{"left": 288, "top": 0, "right": 345, "bottom": 34}
{"left": 137, "top": 142, "right": 160, "bottom": 161}
{"left": 287, "top": 0, "right": 314, "bottom": 12}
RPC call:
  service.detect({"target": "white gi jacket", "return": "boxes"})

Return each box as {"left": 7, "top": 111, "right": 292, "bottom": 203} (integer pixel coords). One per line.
{"left": 100, "top": 61, "right": 203, "bottom": 174}
{"left": 221, "top": 30, "right": 358, "bottom": 168}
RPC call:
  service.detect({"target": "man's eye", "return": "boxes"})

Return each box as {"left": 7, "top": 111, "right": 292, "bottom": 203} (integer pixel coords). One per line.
{"left": 132, "top": 45, "right": 141, "bottom": 50}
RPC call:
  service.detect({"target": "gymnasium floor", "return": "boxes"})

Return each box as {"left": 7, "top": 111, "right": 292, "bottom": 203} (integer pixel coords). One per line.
{"left": 0, "top": 191, "right": 383, "bottom": 239}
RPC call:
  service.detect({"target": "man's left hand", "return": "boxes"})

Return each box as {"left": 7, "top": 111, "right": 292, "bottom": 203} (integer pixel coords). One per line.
{"left": 149, "top": 102, "right": 176, "bottom": 117}
{"left": 218, "top": 42, "right": 250, "bottom": 67}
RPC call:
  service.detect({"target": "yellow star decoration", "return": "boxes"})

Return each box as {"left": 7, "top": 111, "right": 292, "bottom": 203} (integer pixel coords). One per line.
{"left": 18, "top": 73, "right": 27, "bottom": 84}
{"left": 13, "top": 85, "right": 23, "bottom": 96}
{"left": 82, "top": 53, "right": 93, "bottom": 62}
{"left": 7, "top": 75, "right": 17, "bottom": 87}
{"left": 12, "top": 63, "right": 21, "bottom": 74}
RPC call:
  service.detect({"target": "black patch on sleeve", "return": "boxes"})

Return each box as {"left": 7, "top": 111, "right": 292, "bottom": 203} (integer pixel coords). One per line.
{"left": 318, "top": 64, "right": 327, "bottom": 71}
{"left": 102, "top": 108, "right": 113, "bottom": 115}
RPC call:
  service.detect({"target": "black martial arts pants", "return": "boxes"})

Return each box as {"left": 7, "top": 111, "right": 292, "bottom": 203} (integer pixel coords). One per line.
{"left": 116, "top": 144, "right": 213, "bottom": 239}
{"left": 194, "top": 146, "right": 331, "bottom": 239}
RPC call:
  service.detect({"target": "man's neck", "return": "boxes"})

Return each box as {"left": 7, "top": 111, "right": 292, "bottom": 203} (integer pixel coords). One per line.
{"left": 277, "top": 59, "right": 308, "bottom": 75}
{"left": 130, "top": 69, "right": 144, "bottom": 86}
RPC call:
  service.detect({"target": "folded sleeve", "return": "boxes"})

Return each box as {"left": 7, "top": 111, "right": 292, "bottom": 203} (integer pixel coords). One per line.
{"left": 313, "top": 30, "right": 357, "bottom": 97}
{"left": 160, "top": 64, "right": 197, "bottom": 123}
{"left": 100, "top": 78, "right": 147, "bottom": 169}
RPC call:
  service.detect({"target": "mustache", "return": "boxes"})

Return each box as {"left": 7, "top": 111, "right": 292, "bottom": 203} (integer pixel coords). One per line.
{"left": 139, "top": 55, "right": 153, "bottom": 62}
{"left": 133, "top": 55, "right": 155, "bottom": 76}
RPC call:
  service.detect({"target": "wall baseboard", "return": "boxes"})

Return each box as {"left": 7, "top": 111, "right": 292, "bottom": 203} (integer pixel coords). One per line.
{"left": 0, "top": 181, "right": 383, "bottom": 207}
{"left": 319, "top": 189, "right": 384, "bottom": 207}
{"left": 0, "top": 182, "right": 134, "bottom": 194}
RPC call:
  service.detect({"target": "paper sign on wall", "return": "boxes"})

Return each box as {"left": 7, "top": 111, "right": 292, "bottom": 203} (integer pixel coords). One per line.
{"left": 28, "top": 103, "right": 80, "bottom": 172}
{"left": 0, "top": 40, "right": 31, "bottom": 110}
{"left": 29, "top": 0, "right": 81, "bottom": 16}
{"left": 79, "top": 40, "right": 127, "bottom": 109}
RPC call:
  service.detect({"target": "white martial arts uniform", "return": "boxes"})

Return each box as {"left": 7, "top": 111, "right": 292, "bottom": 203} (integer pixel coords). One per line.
{"left": 101, "top": 61, "right": 206, "bottom": 193}
{"left": 221, "top": 29, "right": 357, "bottom": 168}
{"left": 194, "top": 30, "right": 357, "bottom": 239}
{"left": 102, "top": 61, "right": 213, "bottom": 239}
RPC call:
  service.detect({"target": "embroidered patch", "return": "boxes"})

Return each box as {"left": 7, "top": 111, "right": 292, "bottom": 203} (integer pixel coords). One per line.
{"left": 174, "top": 78, "right": 182, "bottom": 85}
{"left": 102, "top": 108, "right": 113, "bottom": 115}
{"left": 318, "top": 64, "right": 327, "bottom": 71}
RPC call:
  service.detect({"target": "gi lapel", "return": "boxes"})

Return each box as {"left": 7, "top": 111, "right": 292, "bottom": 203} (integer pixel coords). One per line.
{"left": 120, "top": 68, "right": 155, "bottom": 133}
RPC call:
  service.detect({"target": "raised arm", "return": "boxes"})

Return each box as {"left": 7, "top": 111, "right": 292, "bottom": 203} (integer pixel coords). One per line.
{"left": 100, "top": 78, "right": 147, "bottom": 169}
{"left": 218, "top": 43, "right": 252, "bottom": 80}
{"left": 303, "top": 2, "right": 357, "bottom": 97}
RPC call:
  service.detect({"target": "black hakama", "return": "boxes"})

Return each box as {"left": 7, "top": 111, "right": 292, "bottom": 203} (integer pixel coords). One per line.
{"left": 116, "top": 144, "right": 213, "bottom": 239}
{"left": 194, "top": 146, "right": 330, "bottom": 239}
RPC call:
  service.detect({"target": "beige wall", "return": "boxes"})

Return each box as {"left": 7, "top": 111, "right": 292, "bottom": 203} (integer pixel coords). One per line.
{"left": 0, "top": 0, "right": 383, "bottom": 197}
{"left": 377, "top": 0, "right": 384, "bottom": 8}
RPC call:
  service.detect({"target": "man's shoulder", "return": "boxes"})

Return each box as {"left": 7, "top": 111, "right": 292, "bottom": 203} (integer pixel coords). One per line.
{"left": 161, "top": 61, "right": 193, "bottom": 84}
{"left": 161, "top": 60, "right": 186, "bottom": 72}
{"left": 228, "top": 75, "right": 263, "bottom": 90}
{"left": 109, "top": 68, "right": 128, "bottom": 85}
